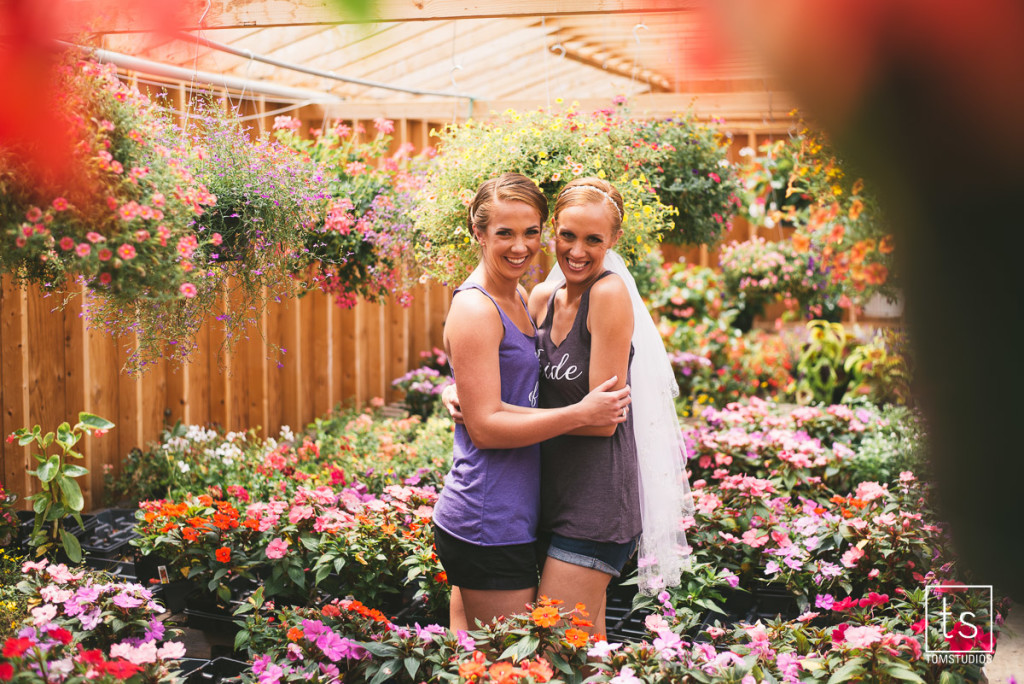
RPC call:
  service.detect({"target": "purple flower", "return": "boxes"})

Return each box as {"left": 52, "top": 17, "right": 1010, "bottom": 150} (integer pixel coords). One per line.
{"left": 414, "top": 623, "right": 446, "bottom": 642}
{"left": 814, "top": 594, "right": 835, "bottom": 610}
{"left": 455, "top": 630, "right": 476, "bottom": 652}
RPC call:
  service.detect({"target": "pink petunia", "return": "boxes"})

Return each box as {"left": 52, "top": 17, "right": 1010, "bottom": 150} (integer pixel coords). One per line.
{"left": 179, "top": 283, "right": 198, "bottom": 298}
{"left": 52, "top": 197, "right": 69, "bottom": 211}
{"left": 117, "top": 244, "right": 137, "bottom": 260}
{"left": 75, "top": 243, "right": 91, "bottom": 257}
{"left": 86, "top": 231, "right": 105, "bottom": 243}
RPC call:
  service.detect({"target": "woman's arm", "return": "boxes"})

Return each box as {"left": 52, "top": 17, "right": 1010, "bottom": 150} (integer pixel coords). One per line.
{"left": 445, "top": 288, "right": 629, "bottom": 450}
{"left": 566, "top": 274, "right": 635, "bottom": 437}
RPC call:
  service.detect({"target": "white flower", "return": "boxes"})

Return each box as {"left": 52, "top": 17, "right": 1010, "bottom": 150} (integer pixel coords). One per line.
{"left": 739, "top": 146, "right": 754, "bottom": 157}
{"left": 177, "top": 461, "right": 190, "bottom": 473}
{"left": 157, "top": 641, "right": 187, "bottom": 659}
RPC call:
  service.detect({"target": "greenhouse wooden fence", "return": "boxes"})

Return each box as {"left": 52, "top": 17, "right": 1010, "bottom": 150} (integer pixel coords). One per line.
{"left": 0, "top": 277, "right": 452, "bottom": 510}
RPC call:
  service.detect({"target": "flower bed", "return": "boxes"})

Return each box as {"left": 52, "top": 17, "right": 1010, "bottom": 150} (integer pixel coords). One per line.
{"left": 4, "top": 389, "right": 1000, "bottom": 682}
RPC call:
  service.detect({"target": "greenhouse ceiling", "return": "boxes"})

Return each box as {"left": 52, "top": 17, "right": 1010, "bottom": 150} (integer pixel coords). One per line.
{"left": 74, "top": 0, "right": 794, "bottom": 125}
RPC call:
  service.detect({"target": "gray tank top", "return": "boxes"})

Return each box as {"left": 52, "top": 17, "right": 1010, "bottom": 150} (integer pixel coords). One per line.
{"left": 536, "top": 271, "right": 641, "bottom": 543}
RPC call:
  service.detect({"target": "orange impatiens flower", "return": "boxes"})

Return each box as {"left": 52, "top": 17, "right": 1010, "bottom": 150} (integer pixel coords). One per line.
{"left": 791, "top": 232, "right": 810, "bottom": 253}
{"left": 848, "top": 198, "right": 865, "bottom": 221}
{"left": 524, "top": 658, "right": 553, "bottom": 682}
{"left": 457, "top": 651, "right": 487, "bottom": 680}
{"left": 181, "top": 527, "right": 199, "bottom": 542}
{"left": 564, "top": 628, "right": 589, "bottom": 648}
{"left": 488, "top": 662, "right": 524, "bottom": 684}
{"left": 879, "top": 235, "right": 895, "bottom": 254}
{"left": 864, "top": 262, "right": 889, "bottom": 285}
{"left": 531, "top": 606, "right": 559, "bottom": 629}
{"left": 287, "top": 627, "right": 304, "bottom": 642}
{"left": 215, "top": 547, "right": 231, "bottom": 563}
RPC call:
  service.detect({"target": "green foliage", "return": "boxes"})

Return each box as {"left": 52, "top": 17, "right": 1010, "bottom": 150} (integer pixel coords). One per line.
{"left": 636, "top": 116, "right": 741, "bottom": 246}
{"left": 414, "top": 103, "right": 676, "bottom": 285}
{"left": 13, "top": 412, "right": 114, "bottom": 563}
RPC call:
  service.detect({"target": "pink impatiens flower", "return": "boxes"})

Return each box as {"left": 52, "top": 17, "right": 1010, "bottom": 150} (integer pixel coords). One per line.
{"left": 179, "top": 283, "right": 198, "bottom": 298}
{"left": 841, "top": 546, "right": 865, "bottom": 568}
{"left": 843, "top": 625, "right": 884, "bottom": 649}
{"left": 266, "top": 538, "right": 289, "bottom": 559}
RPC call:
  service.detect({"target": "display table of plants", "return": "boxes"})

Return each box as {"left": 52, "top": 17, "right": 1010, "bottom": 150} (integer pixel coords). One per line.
{"left": 0, "top": 389, "right": 1004, "bottom": 683}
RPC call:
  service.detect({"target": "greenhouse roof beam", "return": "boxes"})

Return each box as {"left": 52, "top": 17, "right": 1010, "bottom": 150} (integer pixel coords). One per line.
{"left": 177, "top": 31, "right": 482, "bottom": 101}
{"left": 71, "top": 0, "right": 697, "bottom": 33}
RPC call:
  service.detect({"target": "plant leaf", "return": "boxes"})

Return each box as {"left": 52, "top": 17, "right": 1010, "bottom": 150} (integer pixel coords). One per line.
{"left": 57, "top": 476, "right": 84, "bottom": 512}
{"left": 60, "top": 528, "right": 82, "bottom": 564}
{"left": 78, "top": 413, "right": 115, "bottom": 430}
{"left": 37, "top": 455, "right": 60, "bottom": 483}
{"left": 63, "top": 464, "right": 89, "bottom": 478}
{"left": 827, "top": 657, "right": 867, "bottom": 684}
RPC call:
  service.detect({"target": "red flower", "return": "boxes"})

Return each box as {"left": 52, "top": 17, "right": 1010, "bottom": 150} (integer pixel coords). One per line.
{"left": 910, "top": 618, "right": 926, "bottom": 635}
{"left": 858, "top": 592, "right": 889, "bottom": 608}
{"left": 215, "top": 547, "right": 231, "bottom": 563}
{"left": 48, "top": 627, "right": 73, "bottom": 645}
{"left": 77, "top": 649, "right": 106, "bottom": 666}
{"left": 100, "top": 660, "right": 142, "bottom": 678}
{"left": 831, "top": 623, "right": 849, "bottom": 644}
{"left": 947, "top": 622, "right": 983, "bottom": 652}
{"left": 831, "top": 596, "right": 857, "bottom": 612}
{"left": 0, "top": 663, "right": 13, "bottom": 681}
{"left": 2, "top": 637, "right": 33, "bottom": 658}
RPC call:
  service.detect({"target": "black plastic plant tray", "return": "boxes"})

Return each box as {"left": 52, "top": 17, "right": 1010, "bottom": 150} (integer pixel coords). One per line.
{"left": 80, "top": 509, "right": 139, "bottom": 558}
{"left": 183, "top": 608, "right": 243, "bottom": 637}
{"left": 84, "top": 557, "right": 138, "bottom": 580}
{"left": 187, "top": 657, "right": 249, "bottom": 684}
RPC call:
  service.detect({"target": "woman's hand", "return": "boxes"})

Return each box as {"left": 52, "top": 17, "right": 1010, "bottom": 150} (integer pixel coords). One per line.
{"left": 441, "top": 383, "right": 464, "bottom": 424}
{"left": 578, "top": 375, "right": 632, "bottom": 427}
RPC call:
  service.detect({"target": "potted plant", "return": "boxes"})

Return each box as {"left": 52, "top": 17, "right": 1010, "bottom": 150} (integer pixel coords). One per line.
{"left": 413, "top": 101, "right": 675, "bottom": 285}
{"left": 273, "top": 116, "right": 424, "bottom": 308}
{"left": 635, "top": 114, "right": 741, "bottom": 247}
{"left": 9, "top": 412, "right": 114, "bottom": 563}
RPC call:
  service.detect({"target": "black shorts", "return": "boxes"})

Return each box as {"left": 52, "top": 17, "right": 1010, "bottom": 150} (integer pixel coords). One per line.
{"left": 433, "top": 524, "right": 540, "bottom": 591}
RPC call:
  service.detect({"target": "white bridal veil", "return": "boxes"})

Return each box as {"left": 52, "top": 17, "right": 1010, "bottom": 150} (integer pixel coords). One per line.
{"left": 546, "top": 249, "right": 695, "bottom": 594}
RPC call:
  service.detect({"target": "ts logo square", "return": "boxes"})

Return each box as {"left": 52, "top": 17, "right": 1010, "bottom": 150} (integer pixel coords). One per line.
{"left": 923, "top": 584, "right": 994, "bottom": 664}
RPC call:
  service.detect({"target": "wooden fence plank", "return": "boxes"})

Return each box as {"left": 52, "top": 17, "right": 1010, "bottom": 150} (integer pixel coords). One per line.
{"left": 116, "top": 337, "right": 142, "bottom": 475}
{"left": 184, "top": 319, "right": 210, "bottom": 427}
{"left": 338, "top": 305, "right": 357, "bottom": 410}
{"left": 300, "top": 292, "right": 317, "bottom": 426}
{"left": 62, "top": 287, "right": 91, "bottom": 508}
{"left": 0, "top": 277, "right": 30, "bottom": 508}
{"left": 311, "top": 290, "right": 332, "bottom": 420}
{"left": 27, "top": 289, "right": 68, "bottom": 503}
{"left": 207, "top": 285, "right": 230, "bottom": 430}
{"left": 86, "top": 308, "right": 120, "bottom": 504}
{"left": 277, "top": 292, "right": 302, "bottom": 431}
{"left": 387, "top": 295, "right": 409, "bottom": 403}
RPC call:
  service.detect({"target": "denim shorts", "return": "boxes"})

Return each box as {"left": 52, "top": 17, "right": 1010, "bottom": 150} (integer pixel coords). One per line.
{"left": 537, "top": 531, "right": 639, "bottom": 577}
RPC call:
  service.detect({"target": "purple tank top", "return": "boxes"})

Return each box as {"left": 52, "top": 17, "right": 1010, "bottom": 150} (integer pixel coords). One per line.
{"left": 433, "top": 282, "right": 542, "bottom": 546}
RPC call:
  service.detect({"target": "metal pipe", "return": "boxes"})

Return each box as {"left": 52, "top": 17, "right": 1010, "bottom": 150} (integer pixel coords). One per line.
{"left": 177, "top": 31, "right": 482, "bottom": 101}
{"left": 68, "top": 44, "right": 344, "bottom": 104}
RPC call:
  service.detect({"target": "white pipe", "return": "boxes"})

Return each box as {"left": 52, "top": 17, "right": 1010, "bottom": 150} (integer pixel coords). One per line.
{"left": 70, "top": 44, "right": 345, "bottom": 104}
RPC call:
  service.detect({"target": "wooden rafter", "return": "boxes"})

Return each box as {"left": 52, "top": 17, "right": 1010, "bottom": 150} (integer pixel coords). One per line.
{"left": 65, "top": 0, "right": 698, "bottom": 33}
